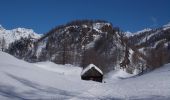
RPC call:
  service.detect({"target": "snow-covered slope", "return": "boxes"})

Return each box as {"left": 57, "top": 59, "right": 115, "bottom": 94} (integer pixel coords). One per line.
{"left": 0, "top": 25, "right": 41, "bottom": 47}
{"left": 163, "top": 22, "right": 170, "bottom": 30}
{"left": 125, "top": 28, "right": 152, "bottom": 37}
{"left": 127, "top": 22, "right": 170, "bottom": 37}
{"left": 33, "top": 62, "right": 81, "bottom": 76}
{"left": 134, "top": 28, "right": 152, "bottom": 35}
{"left": 0, "top": 51, "right": 170, "bottom": 99}
{"left": 125, "top": 31, "right": 133, "bottom": 37}
{"left": 128, "top": 22, "right": 170, "bottom": 47}
{"left": 0, "top": 51, "right": 90, "bottom": 100}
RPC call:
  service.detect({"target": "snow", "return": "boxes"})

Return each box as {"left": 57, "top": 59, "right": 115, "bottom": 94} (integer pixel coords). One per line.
{"left": 0, "top": 51, "right": 91, "bottom": 99}
{"left": 93, "top": 22, "right": 110, "bottom": 33}
{"left": 82, "top": 24, "right": 88, "bottom": 28}
{"left": 131, "top": 22, "right": 170, "bottom": 39}
{"left": 152, "top": 39, "right": 166, "bottom": 48}
{"left": 0, "top": 25, "right": 5, "bottom": 31}
{"left": 129, "top": 48, "right": 134, "bottom": 61}
{"left": 163, "top": 22, "right": 170, "bottom": 27}
{"left": 81, "top": 64, "right": 103, "bottom": 76}
{"left": 125, "top": 31, "right": 133, "bottom": 37}
{"left": 137, "top": 30, "right": 161, "bottom": 45}
{"left": 86, "top": 35, "right": 100, "bottom": 49}
{"left": 0, "top": 51, "right": 170, "bottom": 99}
{"left": 35, "top": 40, "right": 47, "bottom": 57}
{"left": 133, "top": 68, "right": 140, "bottom": 75}
{"left": 85, "top": 41, "right": 95, "bottom": 49}
{"left": 163, "top": 22, "right": 170, "bottom": 30}
{"left": 65, "top": 25, "right": 79, "bottom": 31}
{"left": 33, "top": 62, "right": 82, "bottom": 76}
{"left": 104, "top": 69, "right": 135, "bottom": 81}
{"left": 134, "top": 28, "right": 152, "bottom": 35}
{"left": 0, "top": 25, "right": 41, "bottom": 47}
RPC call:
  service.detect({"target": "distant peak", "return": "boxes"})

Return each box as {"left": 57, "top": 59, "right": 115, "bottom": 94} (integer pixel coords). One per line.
{"left": 0, "top": 25, "right": 5, "bottom": 30}
{"left": 125, "top": 31, "right": 133, "bottom": 37}
{"left": 0, "top": 24, "right": 41, "bottom": 48}
{"left": 162, "top": 22, "right": 170, "bottom": 30}
{"left": 134, "top": 28, "right": 152, "bottom": 34}
{"left": 12, "top": 27, "right": 34, "bottom": 32}
{"left": 163, "top": 22, "right": 170, "bottom": 27}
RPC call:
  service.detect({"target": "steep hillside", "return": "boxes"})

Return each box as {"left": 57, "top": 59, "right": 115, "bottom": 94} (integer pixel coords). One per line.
{"left": 127, "top": 23, "right": 170, "bottom": 73}
{"left": 21, "top": 20, "right": 125, "bottom": 73}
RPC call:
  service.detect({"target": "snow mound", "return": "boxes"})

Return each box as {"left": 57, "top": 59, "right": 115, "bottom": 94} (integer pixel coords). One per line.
{"left": 103, "top": 69, "right": 135, "bottom": 82}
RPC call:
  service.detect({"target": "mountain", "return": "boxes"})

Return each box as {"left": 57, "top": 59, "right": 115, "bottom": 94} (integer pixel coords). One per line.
{"left": 1, "top": 20, "right": 170, "bottom": 99}
{"left": 4, "top": 20, "right": 170, "bottom": 75}
{"left": 127, "top": 22, "right": 170, "bottom": 72}
{"left": 0, "top": 25, "right": 41, "bottom": 48}
{"left": 7, "top": 20, "right": 125, "bottom": 73}
{"left": 125, "top": 31, "right": 133, "bottom": 37}
{"left": 163, "top": 22, "right": 170, "bottom": 30}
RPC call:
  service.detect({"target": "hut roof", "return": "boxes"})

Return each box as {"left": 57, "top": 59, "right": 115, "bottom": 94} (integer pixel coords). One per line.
{"left": 81, "top": 64, "right": 103, "bottom": 76}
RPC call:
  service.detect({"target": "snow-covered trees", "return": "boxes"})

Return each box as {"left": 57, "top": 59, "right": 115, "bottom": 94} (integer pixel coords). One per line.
{"left": 21, "top": 20, "right": 124, "bottom": 73}
{"left": 127, "top": 25, "right": 170, "bottom": 73}
{"left": 145, "top": 42, "right": 169, "bottom": 70}
{"left": 7, "top": 37, "right": 34, "bottom": 59}
{"left": 120, "top": 45, "right": 130, "bottom": 70}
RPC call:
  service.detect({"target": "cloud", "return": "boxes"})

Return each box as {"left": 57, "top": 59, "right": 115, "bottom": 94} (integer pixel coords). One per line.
{"left": 151, "top": 16, "right": 158, "bottom": 27}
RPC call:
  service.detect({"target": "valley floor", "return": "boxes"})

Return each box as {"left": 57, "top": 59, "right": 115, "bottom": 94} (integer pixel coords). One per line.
{"left": 0, "top": 51, "right": 170, "bottom": 100}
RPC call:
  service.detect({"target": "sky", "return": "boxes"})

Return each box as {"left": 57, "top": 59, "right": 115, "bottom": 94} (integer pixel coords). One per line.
{"left": 0, "top": 0, "right": 170, "bottom": 34}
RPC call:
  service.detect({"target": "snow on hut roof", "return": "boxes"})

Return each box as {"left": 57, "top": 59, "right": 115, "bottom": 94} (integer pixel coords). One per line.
{"left": 81, "top": 64, "right": 103, "bottom": 76}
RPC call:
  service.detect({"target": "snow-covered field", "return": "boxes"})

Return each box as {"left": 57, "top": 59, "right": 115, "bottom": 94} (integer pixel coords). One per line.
{"left": 0, "top": 51, "right": 170, "bottom": 100}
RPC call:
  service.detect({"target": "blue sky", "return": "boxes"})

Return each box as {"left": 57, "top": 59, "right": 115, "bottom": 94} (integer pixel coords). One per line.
{"left": 0, "top": 0, "right": 170, "bottom": 34}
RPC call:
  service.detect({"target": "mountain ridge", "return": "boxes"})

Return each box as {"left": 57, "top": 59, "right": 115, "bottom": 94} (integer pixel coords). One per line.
{"left": 0, "top": 25, "right": 41, "bottom": 48}
{"left": 1, "top": 19, "right": 170, "bottom": 75}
